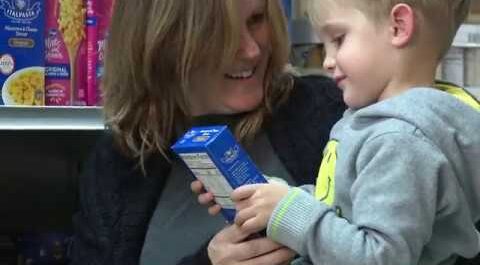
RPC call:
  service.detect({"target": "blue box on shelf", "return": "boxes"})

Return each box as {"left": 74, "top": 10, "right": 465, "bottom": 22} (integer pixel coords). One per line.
{"left": 0, "top": 0, "right": 45, "bottom": 106}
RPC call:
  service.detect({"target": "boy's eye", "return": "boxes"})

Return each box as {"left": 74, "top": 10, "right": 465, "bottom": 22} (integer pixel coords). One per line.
{"left": 332, "top": 35, "right": 345, "bottom": 47}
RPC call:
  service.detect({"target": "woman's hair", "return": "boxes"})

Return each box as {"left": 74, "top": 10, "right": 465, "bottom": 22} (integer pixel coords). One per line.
{"left": 102, "top": 0, "right": 292, "bottom": 165}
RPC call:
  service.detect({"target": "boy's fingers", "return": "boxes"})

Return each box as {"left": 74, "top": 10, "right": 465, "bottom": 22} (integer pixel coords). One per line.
{"left": 241, "top": 217, "right": 264, "bottom": 234}
{"left": 231, "top": 184, "right": 261, "bottom": 201}
{"left": 235, "top": 198, "right": 251, "bottom": 211}
{"left": 234, "top": 207, "right": 256, "bottom": 226}
{"left": 190, "top": 180, "right": 204, "bottom": 193}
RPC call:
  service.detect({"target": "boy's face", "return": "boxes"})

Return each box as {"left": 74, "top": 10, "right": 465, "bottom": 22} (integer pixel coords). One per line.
{"left": 315, "top": 2, "right": 395, "bottom": 109}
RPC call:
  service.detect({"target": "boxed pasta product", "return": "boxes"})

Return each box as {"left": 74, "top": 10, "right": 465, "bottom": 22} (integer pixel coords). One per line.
{"left": 0, "top": 0, "right": 45, "bottom": 106}
{"left": 45, "top": 0, "right": 87, "bottom": 105}
{"left": 85, "top": 0, "right": 97, "bottom": 106}
{"left": 85, "top": 0, "right": 114, "bottom": 106}
{"left": 171, "top": 125, "right": 268, "bottom": 223}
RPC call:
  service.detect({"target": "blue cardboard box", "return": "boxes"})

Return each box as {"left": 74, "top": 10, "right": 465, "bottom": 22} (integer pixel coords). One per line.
{"left": 0, "top": 0, "right": 45, "bottom": 105}
{"left": 171, "top": 125, "right": 267, "bottom": 222}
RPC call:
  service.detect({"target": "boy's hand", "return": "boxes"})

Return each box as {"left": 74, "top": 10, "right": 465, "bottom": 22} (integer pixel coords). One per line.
{"left": 190, "top": 180, "right": 222, "bottom": 216}
{"left": 232, "top": 182, "right": 289, "bottom": 234}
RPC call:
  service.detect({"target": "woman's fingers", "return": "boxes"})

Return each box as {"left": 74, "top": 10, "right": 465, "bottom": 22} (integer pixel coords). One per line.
{"left": 208, "top": 204, "right": 222, "bottom": 216}
{"left": 190, "top": 180, "right": 204, "bottom": 194}
{"left": 208, "top": 225, "right": 295, "bottom": 265}
{"left": 241, "top": 246, "right": 296, "bottom": 265}
{"left": 212, "top": 224, "right": 251, "bottom": 244}
{"left": 235, "top": 237, "right": 285, "bottom": 261}
{"left": 198, "top": 191, "right": 215, "bottom": 205}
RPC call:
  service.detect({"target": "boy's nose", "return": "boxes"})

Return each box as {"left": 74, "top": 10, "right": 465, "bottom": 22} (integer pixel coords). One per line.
{"left": 323, "top": 56, "right": 336, "bottom": 72}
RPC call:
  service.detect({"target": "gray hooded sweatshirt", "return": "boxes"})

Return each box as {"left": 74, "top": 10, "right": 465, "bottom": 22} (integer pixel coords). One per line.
{"left": 267, "top": 86, "right": 480, "bottom": 265}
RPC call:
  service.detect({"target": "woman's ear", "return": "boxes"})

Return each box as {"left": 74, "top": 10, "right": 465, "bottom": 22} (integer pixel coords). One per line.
{"left": 389, "top": 3, "right": 415, "bottom": 48}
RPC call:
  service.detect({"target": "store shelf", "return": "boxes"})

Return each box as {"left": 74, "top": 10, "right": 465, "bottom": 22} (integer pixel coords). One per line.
{"left": 452, "top": 43, "right": 480, "bottom": 48}
{"left": 0, "top": 106, "right": 104, "bottom": 130}
{"left": 452, "top": 24, "right": 480, "bottom": 48}
{"left": 466, "top": 87, "right": 480, "bottom": 100}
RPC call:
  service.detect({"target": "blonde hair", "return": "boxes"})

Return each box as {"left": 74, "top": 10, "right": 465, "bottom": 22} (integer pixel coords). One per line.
{"left": 360, "top": 0, "right": 470, "bottom": 59}
{"left": 103, "top": 0, "right": 292, "bottom": 165}
{"left": 308, "top": 0, "right": 470, "bottom": 59}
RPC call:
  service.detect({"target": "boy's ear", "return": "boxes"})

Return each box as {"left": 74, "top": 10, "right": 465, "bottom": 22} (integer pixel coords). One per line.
{"left": 389, "top": 4, "right": 415, "bottom": 47}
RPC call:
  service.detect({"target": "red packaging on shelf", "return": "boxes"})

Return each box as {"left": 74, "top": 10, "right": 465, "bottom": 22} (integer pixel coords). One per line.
{"left": 45, "top": 0, "right": 87, "bottom": 106}
{"left": 86, "top": 0, "right": 114, "bottom": 106}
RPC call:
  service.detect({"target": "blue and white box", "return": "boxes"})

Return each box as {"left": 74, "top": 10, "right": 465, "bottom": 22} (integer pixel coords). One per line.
{"left": 171, "top": 125, "right": 267, "bottom": 223}
{"left": 0, "top": 0, "right": 45, "bottom": 105}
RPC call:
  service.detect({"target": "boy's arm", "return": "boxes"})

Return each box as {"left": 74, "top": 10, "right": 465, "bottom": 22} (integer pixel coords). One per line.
{"left": 297, "top": 184, "right": 315, "bottom": 195}
{"left": 232, "top": 181, "right": 316, "bottom": 233}
{"left": 267, "top": 132, "right": 452, "bottom": 265}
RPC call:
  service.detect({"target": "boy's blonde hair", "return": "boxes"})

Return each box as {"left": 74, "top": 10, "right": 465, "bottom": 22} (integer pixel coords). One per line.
{"left": 309, "top": 0, "right": 470, "bottom": 60}
{"left": 103, "top": 0, "right": 292, "bottom": 165}
{"left": 357, "top": 0, "right": 470, "bottom": 59}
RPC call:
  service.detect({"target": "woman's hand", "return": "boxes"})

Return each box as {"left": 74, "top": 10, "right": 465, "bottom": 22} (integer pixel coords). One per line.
{"left": 208, "top": 225, "right": 296, "bottom": 265}
{"left": 190, "top": 180, "right": 222, "bottom": 215}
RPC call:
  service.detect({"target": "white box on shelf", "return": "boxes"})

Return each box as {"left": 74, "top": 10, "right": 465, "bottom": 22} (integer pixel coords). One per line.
{"left": 453, "top": 24, "right": 480, "bottom": 47}
{"left": 466, "top": 87, "right": 480, "bottom": 100}
{"left": 442, "top": 47, "right": 465, "bottom": 86}
{"left": 465, "top": 46, "right": 480, "bottom": 88}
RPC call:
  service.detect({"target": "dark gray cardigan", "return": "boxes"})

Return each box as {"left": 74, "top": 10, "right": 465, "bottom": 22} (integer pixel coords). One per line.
{"left": 69, "top": 75, "right": 346, "bottom": 265}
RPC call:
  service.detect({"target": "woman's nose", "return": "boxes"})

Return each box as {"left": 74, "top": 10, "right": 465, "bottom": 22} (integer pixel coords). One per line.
{"left": 237, "top": 30, "right": 261, "bottom": 60}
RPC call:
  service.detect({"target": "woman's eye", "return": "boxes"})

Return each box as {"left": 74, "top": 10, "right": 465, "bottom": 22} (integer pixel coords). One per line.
{"left": 248, "top": 12, "right": 266, "bottom": 27}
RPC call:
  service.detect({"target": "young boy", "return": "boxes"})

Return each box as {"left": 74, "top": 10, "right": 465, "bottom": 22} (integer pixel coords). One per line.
{"left": 194, "top": 0, "right": 480, "bottom": 264}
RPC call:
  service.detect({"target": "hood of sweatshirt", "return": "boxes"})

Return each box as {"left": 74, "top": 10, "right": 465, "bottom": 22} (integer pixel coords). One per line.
{"left": 352, "top": 83, "right": 480, "bottom": 222}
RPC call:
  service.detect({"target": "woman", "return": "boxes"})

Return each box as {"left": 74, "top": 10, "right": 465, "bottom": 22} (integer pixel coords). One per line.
{"left": 70, "top": 0, "right": 345, "bottom": 264}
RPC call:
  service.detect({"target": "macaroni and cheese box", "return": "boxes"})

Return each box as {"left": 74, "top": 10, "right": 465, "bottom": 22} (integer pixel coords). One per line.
{"left": 0, "top": 0, "right": 45, "bottom": 106}
{"left": 171, "top": 125, "right": 267, "bottom": 223}
{"left": 45, "top": 0, "right": 87, "bottom": 106}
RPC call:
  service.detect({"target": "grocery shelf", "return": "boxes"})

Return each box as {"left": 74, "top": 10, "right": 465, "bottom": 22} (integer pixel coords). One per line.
{"left": 466, "top": 87, "right": 480, "bottom": 100}
{"left": 0, "top": 106, "right": 104, "bottom": 130}
{"left": 452, "top": 24, "right": 480, "bottom": 48}
{"left": 452, "top": 42, "right": 480, "bottom": 48}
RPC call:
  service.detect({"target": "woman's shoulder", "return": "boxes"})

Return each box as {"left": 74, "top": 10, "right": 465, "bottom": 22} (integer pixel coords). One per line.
{"left": 89, "top": 132, "right": 133, "bottom": 166}
{"left": 290, "top": 74, "right": 344, "bottom": 107}
{"left": 272, "top": 74, "right": 346, "bottom": 124}
{"left": 82, "top": 132, "right": 172, "bottom": 186}
{"left": 266, "top": 74, "right": 346, "bottom": 185}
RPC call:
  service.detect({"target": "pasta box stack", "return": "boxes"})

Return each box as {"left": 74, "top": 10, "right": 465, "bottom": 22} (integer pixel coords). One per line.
{"left": 0, "top": 0, "right": 46, "bottom": 106}
{"left": 85, "top": 0, "right": 115, "bottom": 106}
{"left": 0, "top": 0, "right": 115, "bottom": 106}
{"left": 45, "top": 0, "right": 87, "bottom": 106}
{"left": 45, "top": 0, "right": 114, "bottom": 106}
